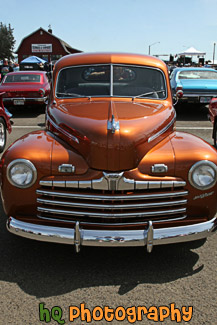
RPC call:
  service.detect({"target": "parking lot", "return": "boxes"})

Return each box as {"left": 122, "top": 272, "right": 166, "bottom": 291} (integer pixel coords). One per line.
{"left": 0, "top": 103, "right": 216, "bottom": 324}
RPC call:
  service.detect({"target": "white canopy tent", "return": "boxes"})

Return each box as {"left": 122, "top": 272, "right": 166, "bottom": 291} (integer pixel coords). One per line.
{"left": 177, "top": 47, "right": 206, "bottom": 57}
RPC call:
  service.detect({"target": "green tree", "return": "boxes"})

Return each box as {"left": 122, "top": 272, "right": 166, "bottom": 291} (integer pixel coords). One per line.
{"left": 0, "top": 22, "right": 15, "bottom": 61}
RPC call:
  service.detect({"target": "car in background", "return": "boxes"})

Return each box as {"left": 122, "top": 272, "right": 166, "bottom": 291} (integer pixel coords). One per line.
{"left": 0, "top": 92, "right": 12, "bottom": 152}
{"left": 0, "top": 71, "right": 50, "bottom": 107}
{"left": 1, "top": 53, "right": 217, "bottom": 252}
{"left": 208, "top": 97, "right": 217, "bottom": 147}
{"left": 13, "top": 65, "right": 19, "bottom": 72}
{"left": 170, "top": 67, "right": 217, "bottom": 104}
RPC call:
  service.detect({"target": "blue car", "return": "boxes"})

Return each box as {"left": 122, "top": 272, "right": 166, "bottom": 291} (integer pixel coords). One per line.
{"left": 170, "top": 67, "right": 217, "bottom": 104}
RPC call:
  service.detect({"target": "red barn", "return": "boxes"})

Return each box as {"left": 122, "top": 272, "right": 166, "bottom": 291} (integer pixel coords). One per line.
{"left": 16, "top": 27, "right": 82, "bottom": 63}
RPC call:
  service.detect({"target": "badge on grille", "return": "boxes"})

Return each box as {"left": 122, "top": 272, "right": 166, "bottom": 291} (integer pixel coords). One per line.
{"left": 103, "top": 172, "right": 124, "bottom": 190}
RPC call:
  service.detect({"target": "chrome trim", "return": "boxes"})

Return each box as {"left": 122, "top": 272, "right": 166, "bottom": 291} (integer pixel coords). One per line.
{"left": 74, "top": 222, "right": 81, "bottom": 253}
{"left": 47, "top": 116, "right": 79, "bottom": 144}
{"left": 148, "top": 181, "right": 161, "bottom": 189}
{"left": 37, "top": 176, "right": 188, "bottom": 222}
{"left": 163, "top": 181, "right": 176, "bottom": 188}
{"left": 37, "top": 198, "right": 187, "bottom": 210}
{"left": 40, "top": 180, "right": 52, "bottom": 187}
{"left": 182, "top": 93, "right": 217, "bottom": 98}
{"left": 78, "top": 180, "right": 92, "bottom": 188}
{"left": 37, "top": 206, "right": 186, "bottom": 218}
{"left": 53, "top": 181, "right": 65, "bottom": 187}
{"left": 147, "top": 221, "right": 153, "bottom": 253}
{"left": 6, "top": 216, "right": 217, "bottom": 251}
{"left": 58, "top": 164, "right": 75, "bottom": 173}
{"left": 148, "top": 112, "right": 176, "bottom": 143}
{"left": 65, "top": 181, "right": 79, "bottom": 188}
{"left": 107, "top": 114, "right": 120, "bottom": 133}
{"left": 103, "top": 172, "right": 124, "bottom": 190}
{"left": 36, "top": 189, "right": 188, "bottom": 201}
{"left": 135, "top": 181, "right": 148, "bottom": 190}
{"left": 38, "top": 214, "right": 187, "bottom": 224}
{"left": 92, "top": 177, "right": 108, "bottom": 190}
{"left": 39, "top": 177, "right": 186, "bottom": 191}
{"left": 151, "top": 164, "right": 168, "bottom": 173}
{"left": 3, "top": 97, "right": 47, "bottom": 102}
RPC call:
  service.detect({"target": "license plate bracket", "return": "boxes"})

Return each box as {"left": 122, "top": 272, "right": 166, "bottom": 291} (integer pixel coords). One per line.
{"left": 13, "top": 99, "right": 25, "bottom": 105}
{"left": 200, "top": 96, "right": 211, "bottom": 103}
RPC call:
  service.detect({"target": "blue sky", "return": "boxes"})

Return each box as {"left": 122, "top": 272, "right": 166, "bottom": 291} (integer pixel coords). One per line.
{"left": 4, "top": 0, "right": 217, "bottom": 61}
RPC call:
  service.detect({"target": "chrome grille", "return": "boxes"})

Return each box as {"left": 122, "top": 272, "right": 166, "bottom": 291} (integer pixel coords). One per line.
{"left": 36, "top": 176, "right": 188, "bottom": 225}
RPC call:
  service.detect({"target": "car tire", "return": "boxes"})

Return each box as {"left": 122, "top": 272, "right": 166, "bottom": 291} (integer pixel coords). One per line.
{"left": 0, "top": 117, "right": 7, "bottom": 153}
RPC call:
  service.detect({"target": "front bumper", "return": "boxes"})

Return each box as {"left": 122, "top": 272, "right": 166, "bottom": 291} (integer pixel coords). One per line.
{"left": 6, "top": 216, "right": 217, "bottom": 253}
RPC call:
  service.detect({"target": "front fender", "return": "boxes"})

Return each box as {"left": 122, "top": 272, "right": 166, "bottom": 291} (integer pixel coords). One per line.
{"left": 1, "top": 130, "right": 89, "bottom": 217}
{"left": 1, "top": 131, "right": 53, "bottom": 216}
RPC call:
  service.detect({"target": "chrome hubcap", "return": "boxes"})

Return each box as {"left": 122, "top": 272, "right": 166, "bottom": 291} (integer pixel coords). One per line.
{"left": 0, "top": 123, "right": 5, "bottom": 147}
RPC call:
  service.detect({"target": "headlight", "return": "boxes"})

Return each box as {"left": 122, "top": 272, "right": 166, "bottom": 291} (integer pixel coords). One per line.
{"left": 7, "top": 159, "right": 37, "bottom": 188}
{"left": 188, "top": 160, "right": 217, "bottom": 190}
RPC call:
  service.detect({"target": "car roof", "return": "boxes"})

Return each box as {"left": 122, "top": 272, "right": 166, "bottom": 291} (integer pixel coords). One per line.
{"left": 54, "top": 52, "right": 167, "bottom": 71}
{"left": 6, "top": 71, "right": 47, "bottom": 75}
{"left": 173, "top": 67, "right": 217, "bottom": 73}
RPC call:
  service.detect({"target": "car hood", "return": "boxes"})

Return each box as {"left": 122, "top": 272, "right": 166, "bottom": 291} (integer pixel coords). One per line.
{"left": 48, "top": 100, "right": 175, "bottom": 171}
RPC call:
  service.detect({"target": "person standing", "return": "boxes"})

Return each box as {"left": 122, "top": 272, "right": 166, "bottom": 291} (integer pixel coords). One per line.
{"left": 0, "top": 58, "right": 14, "bottom": 80}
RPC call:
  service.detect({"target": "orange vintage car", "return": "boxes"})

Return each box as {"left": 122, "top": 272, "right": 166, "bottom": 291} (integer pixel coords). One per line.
{"left": 1, "top": 53, "right": 217, "bottom": 252}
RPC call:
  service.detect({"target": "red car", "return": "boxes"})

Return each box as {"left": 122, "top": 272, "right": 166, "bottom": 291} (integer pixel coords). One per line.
{"left": 208, "top": 98, "right": 217, "bottom": 147}
{"left": 0, "top": 92, "right": 12, "bottom": 152}
{"left": 0, "top": 71, "right": 50, "bottom": 107}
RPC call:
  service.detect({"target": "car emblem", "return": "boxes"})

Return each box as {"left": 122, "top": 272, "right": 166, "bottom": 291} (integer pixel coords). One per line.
{"left": 103, "top": 172, "right": 124, "bottom": 190}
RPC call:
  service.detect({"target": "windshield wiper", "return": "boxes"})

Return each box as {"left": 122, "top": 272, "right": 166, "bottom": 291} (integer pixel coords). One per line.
{"left": 56, "top": 92, "right": 91, "bottom": 99}
{"left": 132, "top": 90, "right": 165, "bottom": 100}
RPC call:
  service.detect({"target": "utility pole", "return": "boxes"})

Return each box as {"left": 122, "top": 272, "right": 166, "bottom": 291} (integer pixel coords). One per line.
{"left": 213, "top": 43, "right": 216, "bottom": 64}
{"left": 148, "top": 42, "right": 160, "bottom": 55}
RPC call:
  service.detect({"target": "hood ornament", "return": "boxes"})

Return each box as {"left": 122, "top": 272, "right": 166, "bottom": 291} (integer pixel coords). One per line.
{"left": 107, "top": 114, "right": 120, "bottom": 133}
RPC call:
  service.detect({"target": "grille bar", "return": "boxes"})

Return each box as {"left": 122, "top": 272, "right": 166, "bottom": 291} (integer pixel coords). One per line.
{"left": 40, "top": 179, "right": 186, "bottom": 191}
{"left": 38, "top": 214, "right": 187, "bottom": 225}
{"left": 36, "top": 189, "right": 188, "bottom": 201}
{"left": 37, "top": 197, "right": 187, "bottom": 210}
{"left": 37, "top": 206, "right": 186, "bottom": 218}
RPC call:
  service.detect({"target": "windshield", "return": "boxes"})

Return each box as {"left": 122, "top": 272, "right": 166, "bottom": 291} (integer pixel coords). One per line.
{"left": 4, "top": 74, "right": 41, "bottom": 83}
{"left": 56, "top": 64, "right": 167, "bottom": 99}
{"left": 178, "top": 70, "right": 217, "bottom": 80}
